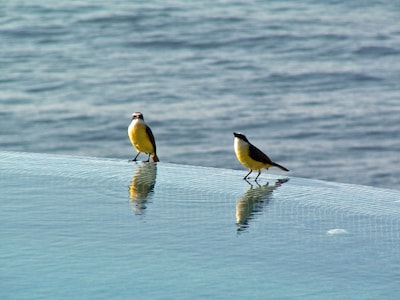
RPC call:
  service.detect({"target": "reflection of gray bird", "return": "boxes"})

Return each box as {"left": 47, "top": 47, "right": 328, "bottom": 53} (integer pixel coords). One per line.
{"left": 128, "top": 162, "right": 157, "bottom": 214}
{"left": 236, "top": 178, "right": 289, "bottom": 232}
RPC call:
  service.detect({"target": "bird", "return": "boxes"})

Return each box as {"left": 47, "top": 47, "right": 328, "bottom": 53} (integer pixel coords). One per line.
{"left": 128, "top": 112, "right": 159, "bottom": 162}
{"left": 233, "top": 132, "right": 289, "bottom": 181}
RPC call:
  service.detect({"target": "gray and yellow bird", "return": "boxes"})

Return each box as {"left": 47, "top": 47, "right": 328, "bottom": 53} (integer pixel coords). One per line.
{"left": 128, "top": 112, "right": 159, "bottom": 162}
{"left": 233, "top": 132, "right": 288, "bottom": 180}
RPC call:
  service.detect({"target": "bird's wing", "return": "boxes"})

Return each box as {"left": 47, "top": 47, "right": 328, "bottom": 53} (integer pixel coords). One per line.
{"left": 248, "top": 143, "right": 273, "bottom": 164}
{"left": 145, "top": 125, "right": 157, "bottom": 152}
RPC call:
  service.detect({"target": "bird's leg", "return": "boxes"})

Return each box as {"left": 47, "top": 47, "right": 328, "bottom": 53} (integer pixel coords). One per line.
{"left": 130, "top": 152, "right": 141, "bottom": 162}
{"left": 143, "top": 154, "right": 151, "bottom": 163}
{"left": 255, "top": 170, "right": 262, "bottom": 181}
{"left": 244, "top": 178, "right": 253, "bottom": 186}
{"left": 244, "top": 169, "right": 253, "bottom": 180}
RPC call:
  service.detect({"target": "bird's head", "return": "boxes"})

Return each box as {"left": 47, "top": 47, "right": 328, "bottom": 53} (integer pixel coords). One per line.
{"left": 132, "top": 112, "right": 144, "bottom": 121}
{"left": 233, "top": 132, "right": 249, "bottom": 143}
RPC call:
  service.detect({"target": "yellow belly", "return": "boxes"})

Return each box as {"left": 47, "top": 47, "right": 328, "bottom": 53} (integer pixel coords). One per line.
{"left": 234, "top": 138, "right": 269, "bottom": 171}
{"left": 128, "top": 123, "right": 154, "bottom": 154}
{"left": 236, "top": 150, "right": 266, "bottom": 171}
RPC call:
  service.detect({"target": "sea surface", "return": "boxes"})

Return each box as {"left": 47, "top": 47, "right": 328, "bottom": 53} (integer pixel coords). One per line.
{"left": 1, "top": 0, "right": 399, "bottom": 190}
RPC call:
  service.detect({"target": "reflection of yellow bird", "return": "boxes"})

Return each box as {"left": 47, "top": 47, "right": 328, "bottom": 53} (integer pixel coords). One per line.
{"left": 128, "top": 112, "right": 159, "bottom": 162}
{"left": 236, "top": 178, "right": 288, "bottom": 232}
{"left": 128, "top": 162, "right": 157, "bottom": 214}
{"left": 234, "top": 132, "right": 289, "bottom": 181}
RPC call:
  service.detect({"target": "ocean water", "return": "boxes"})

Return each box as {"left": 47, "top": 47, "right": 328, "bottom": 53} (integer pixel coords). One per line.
{"left": 1, "top": 0, "right": 399, "bottom": 190}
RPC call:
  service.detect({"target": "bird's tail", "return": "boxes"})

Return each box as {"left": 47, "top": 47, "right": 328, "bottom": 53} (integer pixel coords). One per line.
{"left": 152, "top": 153, "right": 160, "bottom": 162}
{"left": 271, "top": 162, "right": 289, "bottom": 172}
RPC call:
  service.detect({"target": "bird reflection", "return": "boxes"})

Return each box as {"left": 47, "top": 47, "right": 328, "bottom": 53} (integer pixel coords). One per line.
{"left": 128, "top": 162, "right": 157, "bottom": 215}
{"left": 236, "top": 178, "right": 289, "bottom": 233}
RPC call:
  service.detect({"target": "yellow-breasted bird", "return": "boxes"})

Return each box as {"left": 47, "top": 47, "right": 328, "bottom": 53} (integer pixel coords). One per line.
{"left": 128, "top": 112, "right": 159, "bottom": 162}
{"left": 233, "top": 132, "right": 288, "bottom": 181}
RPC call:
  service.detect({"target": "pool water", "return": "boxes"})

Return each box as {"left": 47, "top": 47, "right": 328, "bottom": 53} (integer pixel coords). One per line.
{"left": 1, "top": 151, "right": 400, "bottom": 299}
